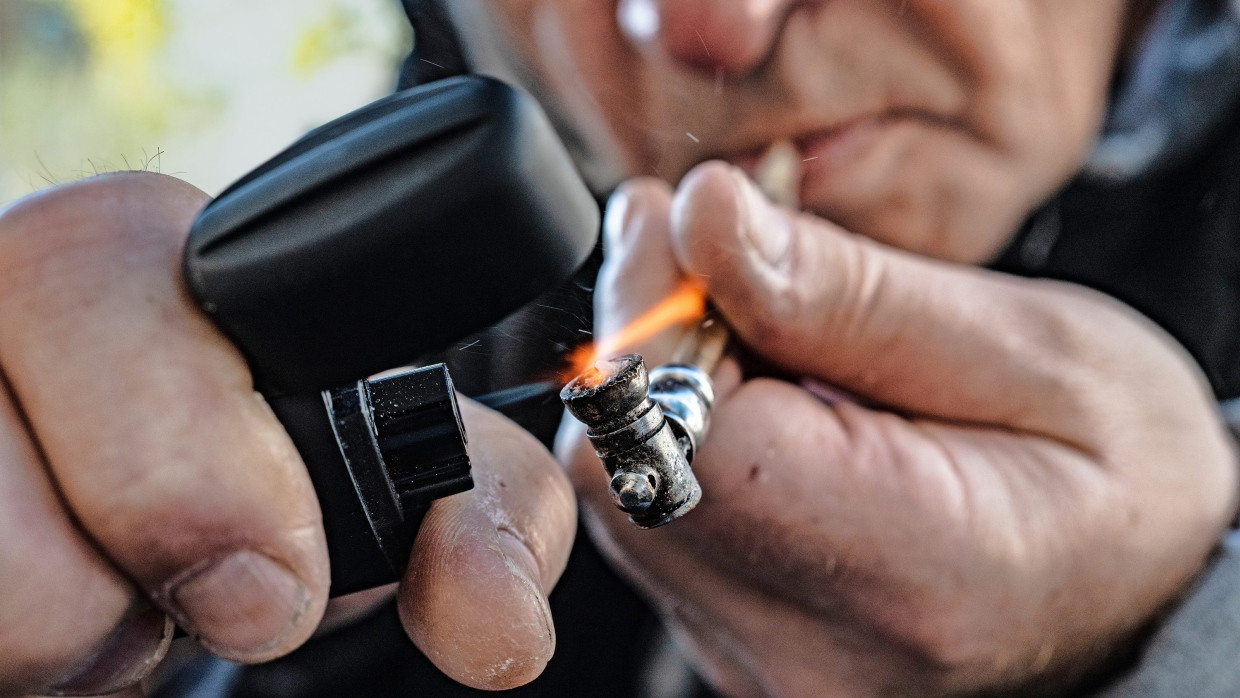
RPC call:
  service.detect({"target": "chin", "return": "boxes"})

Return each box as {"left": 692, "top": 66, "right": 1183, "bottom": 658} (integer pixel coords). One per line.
{"left": 810, "top": 193, "right": 1031, "bottom": 265}
{"left": 800, "top": 150, "right": 1041, "bottom": 264}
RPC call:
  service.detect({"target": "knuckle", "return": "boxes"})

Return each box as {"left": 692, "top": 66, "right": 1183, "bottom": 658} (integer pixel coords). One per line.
{"left": 0, "top": 174, "right": 205, "bottom": 285}
{"left": 0, "top": 173, "right": 187, "bottom": 241}
{"left": 900, "top": 614, "right": 986, "bottom": 677}
{"left": 1004, "top": 279, "right": 1198, "bottom": 443}
{"left": 0, "top": 176, "right": 198, "bottom": 314}
{"left": 818, "top": 235, "right": 891, "bottom": 346}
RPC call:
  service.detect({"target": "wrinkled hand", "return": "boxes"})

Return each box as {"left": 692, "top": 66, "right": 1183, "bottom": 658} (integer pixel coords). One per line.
{"left": 556, "top": 164, "right": 1238, "bottom": 696}
{"left": 0, "top": 173, "right": 574, "bottom": 696}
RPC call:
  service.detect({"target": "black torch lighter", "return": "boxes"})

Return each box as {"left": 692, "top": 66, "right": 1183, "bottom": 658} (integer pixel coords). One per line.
{"left": 184, "top": 76, "right": 599, "bottom": 596}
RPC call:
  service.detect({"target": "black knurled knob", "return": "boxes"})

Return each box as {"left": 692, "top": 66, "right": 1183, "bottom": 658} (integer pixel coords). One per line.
{"left": 365, "top": 366, "right": 472, "bottom": 511}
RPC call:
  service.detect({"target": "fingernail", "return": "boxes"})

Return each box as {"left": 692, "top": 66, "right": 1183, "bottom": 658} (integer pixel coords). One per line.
{"left": 732, "top": 167, "right": 792, "bottom": 266}
{"left": 167, "top": 550, "right": 309, "bottom": 661}
{"left": 496, "top": 528, "right": 554, "bottom": 653}
{"left": 603, "top": 185, "right": 637, "bottom": 254}
{"left": 497, "top": 528, "right": 545, "bottom": 594}
{"left": 49, "top": 598, "right": 172, "bottom": 696}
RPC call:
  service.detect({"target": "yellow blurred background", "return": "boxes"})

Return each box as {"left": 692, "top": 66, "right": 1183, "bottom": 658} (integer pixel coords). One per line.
{"left": 0, "top": 0, "right": 411, "bottom": 204}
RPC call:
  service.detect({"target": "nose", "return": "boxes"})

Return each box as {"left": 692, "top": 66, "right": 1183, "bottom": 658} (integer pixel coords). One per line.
{"left": 617, "top": 0, "right": 797, "bottom": 74}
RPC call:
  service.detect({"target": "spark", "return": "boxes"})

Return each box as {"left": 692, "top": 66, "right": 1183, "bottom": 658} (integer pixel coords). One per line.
{"left": 561, "top": 282, "right": 707, "bottom": 382}
{"left": 802, "top": 156, "right": 819, "bottom": 162}
{"left": 420, "top": 58, "right": 446, "bottom": 69}
{"left": 686, "top": 132, "right": 700, "bottom": 143}
{"left": 695, "top": 29, "right": 712, "bottom": 57}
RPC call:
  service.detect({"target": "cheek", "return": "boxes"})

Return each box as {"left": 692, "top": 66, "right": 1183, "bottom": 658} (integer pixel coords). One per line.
{"left": 916, "top": 0, "right": 1122, "bottom": 174}
{"left": 514, "top": 2, "right": 655, "bottom": 177}
{"left": 454, "top": 0, "right": 652, "bottom": 180}
{"left": 808, "top": 0, "right": 1123, "bottom": 259}
{"left": 802, "top": 121, "right": 1041, "bottom": 262}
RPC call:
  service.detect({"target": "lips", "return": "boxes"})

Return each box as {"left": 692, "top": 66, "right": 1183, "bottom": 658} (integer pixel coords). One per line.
{"left": 724, "top": 104, "right": 962, "bottom": 207}
{"left": 720, "top": 117, "right": 875, "bottom": 207}
{"left": 798, "top": 117, "right": 889, "bottom": 185}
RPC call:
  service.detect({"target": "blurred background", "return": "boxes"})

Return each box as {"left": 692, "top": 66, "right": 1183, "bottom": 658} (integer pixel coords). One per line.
{"left": 0, "top": 0, "right": 411, "bottom": 204}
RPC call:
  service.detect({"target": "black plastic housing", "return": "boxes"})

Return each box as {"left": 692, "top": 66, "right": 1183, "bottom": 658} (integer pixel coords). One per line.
{"left": 185, "top": 76, "right": 599, "bottom": 394}
{"left": 183, "top": 76, "right": 600, "bottom": 595}
{"left": 264, "top": 365, "right": 470, "bottom": 596}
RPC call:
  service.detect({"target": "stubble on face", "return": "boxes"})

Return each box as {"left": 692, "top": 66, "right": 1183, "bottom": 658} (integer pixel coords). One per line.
{"left": 451, "top": 0, "right": 1128, "bottom": 263}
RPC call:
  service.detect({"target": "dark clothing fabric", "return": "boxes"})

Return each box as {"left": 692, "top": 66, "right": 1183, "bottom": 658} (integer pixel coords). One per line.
{"left": 1089, "top": 0, "right": 1240, "bottom": 180}
{"left": 397, "top": 0, "right": 466, "bottom": 86}
{"left": 996, "top": 98, "right": 1240, "bottom": 402}
{"left": 991, "top": 0, "right": 1240, "bottom": 406}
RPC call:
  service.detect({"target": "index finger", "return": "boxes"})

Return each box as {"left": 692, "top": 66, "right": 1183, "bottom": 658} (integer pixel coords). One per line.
{"left": 669, "top": 162, "right": 1217, "bottom": 451}
{"left": 0, "top": 174, "right": 330, "bottom": 663}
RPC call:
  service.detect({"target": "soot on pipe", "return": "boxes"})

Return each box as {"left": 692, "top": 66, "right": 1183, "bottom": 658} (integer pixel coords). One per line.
{"left": 560, "top": 318, "right": 726, "bottom": 528}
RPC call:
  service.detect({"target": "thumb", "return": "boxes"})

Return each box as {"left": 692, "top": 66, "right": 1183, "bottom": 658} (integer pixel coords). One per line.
{"left": 669, "top": 161, "right": 1204, "bottom": 447}
{"left": 397, "top": 399, "right": 576, "bottom": 690}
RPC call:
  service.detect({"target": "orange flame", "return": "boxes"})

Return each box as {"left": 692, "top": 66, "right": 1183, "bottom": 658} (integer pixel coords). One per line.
{"left": 561, "top": 282, "right": 706, "bottom": 384}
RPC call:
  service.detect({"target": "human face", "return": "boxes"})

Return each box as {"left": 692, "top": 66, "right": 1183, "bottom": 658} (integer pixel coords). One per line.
{"left": 446, "top": 0, "right": 1128, "bottom": 262}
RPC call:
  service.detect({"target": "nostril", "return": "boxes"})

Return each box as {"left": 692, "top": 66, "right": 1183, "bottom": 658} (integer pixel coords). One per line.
{"left": 622, "top": 0, "right": 793, "bottom": 76}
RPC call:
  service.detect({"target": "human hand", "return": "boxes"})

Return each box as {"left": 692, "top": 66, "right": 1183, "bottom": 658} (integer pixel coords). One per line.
{"left": 0, "top": 173, "right": 574, "bottom": 696}
{"left": 556, "top": 164, "right": 1238, "bottom": 696}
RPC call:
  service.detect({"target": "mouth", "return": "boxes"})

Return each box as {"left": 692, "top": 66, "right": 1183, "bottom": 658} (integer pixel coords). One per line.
{"left": 722, "top": 117, "right": 883, "bottom": 207}
{"left": 718, "top": 110, "right": 954, "bottom": 209}
{"left": 726, "top": 118, "right": 873, "bottom": 170}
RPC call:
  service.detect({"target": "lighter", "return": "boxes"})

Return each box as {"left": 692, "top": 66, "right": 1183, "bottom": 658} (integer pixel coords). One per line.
{"left": 184, "top": 76, "right": 599, "bottom": 595}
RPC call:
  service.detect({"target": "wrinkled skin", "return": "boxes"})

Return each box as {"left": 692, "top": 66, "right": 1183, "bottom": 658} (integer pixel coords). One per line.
{"left": 556, "top": 169, "right": 1236, "bottom": 695}
{"left": 450, "top": 0, "right": 1127, "bottom": 263}
{"left": 0, "top": 173, "right": 576, "bottom": 696}
{"left": 442, "top": 1, "right": 1240, "bottom": 695}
